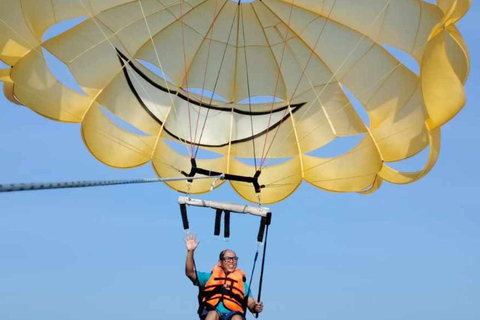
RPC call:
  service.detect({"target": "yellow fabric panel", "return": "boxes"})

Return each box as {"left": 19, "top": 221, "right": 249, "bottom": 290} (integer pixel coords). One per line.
{"left": 82, "top": 103, "right": 157, "bottom": 168}
{"left": 10, "top": 49, "right": 90, "bottom": 122}
{"left": 152, "top": 140, "right": 227, "bottom": 194}
{"left": 136, "top": 20, "right": 205, "bottom": 89}
{"left": 235, "top": 45, "right": 288, "bottom": 102}
{"left": 268, "top": 36, "right": 332, "bottom": 102}
{"left": 422, "top": 29, "right": 466, "bottom": 130}
{"left": 95, "top": 72, "right": 162, "bottom": 137}
{"left": 178, "top": 40, "right": 237, "bottom": 102}
{"left": 364, "top": 65, "right": 419, "bottom": 128}
{"left": 293, "top": 84, "right": 366, "bottom": 153}
{"left": 43, "top": 18, "right": 127, "bottom": 97}
{"left": 2, "top": 81, "right": 22, "bottom": 105}
{"left": 371, "top": 85, "right": 429, "bottom": 162}
{"left": 444, "top": 25, "right": 470, "bottom": 84}
{"left": 0, "top": 0, "right": 471, "bottom": 203}
{"left": 87, "top": 0, "right": 139, "bottom": 16}
{"left": 379, "top": 128, "right": 440, "bottom": 184}
{"left": 304, "top": 135, "right": 382, "bottom": 192}
{"left": 340, "top": 45, "right": 418, "bottom": 110}
{"left": 410, "top": 2, "right": 443, "bottom": 60}
{"left": 50, "top": 1, "right": 86, "bottom": 23}
{"left": 181, "top": 0, "right": 225, "bottom": 38}
{"left": 97, "top": 1, "right": 177, "bottom": 57}
{"left": 229, "top": 156, "right": 302, "bottom": 204}
{"left": 437, "top": 0, "right": 471, "bottom": 25}
{"left": 277, "top": 0, "right": 442, "bottom": 60}
{"left": 0, "top": 0, "right": 39, "bottom": 65}
{"left": 0, "top": 68, "right": 11, "bottom": 82}
{"left": 377, "top": 0, "right": 422, "bottom": 51}
{"left": 18, "top": 0, "right": 56, "bottom": 40}
{"left": 359, "top": 175, "right": 384, "bottom": 195}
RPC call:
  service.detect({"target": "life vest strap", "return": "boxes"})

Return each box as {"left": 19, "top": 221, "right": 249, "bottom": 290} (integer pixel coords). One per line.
{"left": 212, "top": 277, "right": 238, "bottom": 283}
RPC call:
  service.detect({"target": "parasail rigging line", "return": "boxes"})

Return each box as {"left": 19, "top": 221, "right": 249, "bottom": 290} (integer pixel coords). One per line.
{"left": 179, "top": 0, "right": 195, "bottom": 156}
{"left": 192, "top": 0, "right": 223, "bottom": 153}
{"left": 1, "top": 9, "right": 190, "bottom": 174}
{"left": 139, "top": 0, "right": 223, "bottom": 157}
{"left": 256, "top": 0, "right": 340, "bottom": 169}
{"left": 77, "top": 0, "right": 195, "bottom": 157}
{"left": 239, "top": 3, "right": 258, "bottom": 171}
{"left": 194, "top": 3, "right": 240, "bottom": 159}
{"left": 261, "top": 46, "right": 425, "bottom": 170}
{"left": 263, "top": 119, "right": 427, "bottom": 189}
{"left": 0, "top": 175, "right": 223, "bottom": 194}
{"left": 0, "top": 15, "right": 186, "bottom": 174}
{"left": 294, "top": 19, "right": 435, "bottom": 148}
{"left": 258, "top": 0, "right": 297, "bottom": 167}
{"left": 136, "top": 0, "right": 198, "bottom": 157}
{"left": 258, "top": 0, "right": 395, "bottom": 169}
{"left": 2, "top": 74, "right": 184, "bottom": 174}
{"left": 254, "top": 220, "right": 270, "bottom": 318}
{"left": 258, "top": 0, "right": 341, "bottom": 168}
{"left": 67, "top": 1, "right": 184, "bottom": 64}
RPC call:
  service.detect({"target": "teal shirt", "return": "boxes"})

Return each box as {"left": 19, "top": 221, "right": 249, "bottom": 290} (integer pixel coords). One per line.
{"left": 196, "top": 271, "right": 253, "bottom": 314}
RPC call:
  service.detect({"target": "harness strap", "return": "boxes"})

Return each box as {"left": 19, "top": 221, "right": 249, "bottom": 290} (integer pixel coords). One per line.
{"left": 214, "top": 209, "right": 222, "bottom": 236}
{"left": 181, "top": 158, "right": 265, "bottom": 193}
{"left": 244, "top": 248, "right": 259, "bottom": 314}
{"left": 224, "top": 210, "right": 231, "bottom": 239}
{"left": 255, "top": 216, "right": 270, "bottom": 319}
{"left": 180, "top": 204, "right": 190, "bottom": 230}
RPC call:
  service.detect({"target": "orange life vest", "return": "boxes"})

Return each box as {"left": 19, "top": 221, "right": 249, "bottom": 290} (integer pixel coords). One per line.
{"left": 202, "top": 266, "right": 246, "bottom": 312}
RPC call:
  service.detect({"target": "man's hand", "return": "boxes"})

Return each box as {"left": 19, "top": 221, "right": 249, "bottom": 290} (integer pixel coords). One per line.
{"left": 185, "top": 233, "right": 199, "bottom": 251}
{"left": 249, "top": 301, "right": 263, "bottom": 314}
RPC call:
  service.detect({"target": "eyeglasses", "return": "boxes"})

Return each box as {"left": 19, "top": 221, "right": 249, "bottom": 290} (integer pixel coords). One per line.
{"left": 222, "top": 257, "right": 239, "bottom": 262}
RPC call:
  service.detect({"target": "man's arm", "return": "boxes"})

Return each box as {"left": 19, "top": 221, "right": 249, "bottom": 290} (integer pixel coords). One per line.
{"left": 247, "top": 297, "right": 264, "bottom": 314}
{"left": 185, "top": 233, "right": 199, "bottom": 283}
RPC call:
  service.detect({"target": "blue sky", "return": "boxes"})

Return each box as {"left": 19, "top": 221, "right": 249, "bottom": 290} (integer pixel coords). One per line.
{"left": 1, "top": 3, "right": 480, "bottom": 320}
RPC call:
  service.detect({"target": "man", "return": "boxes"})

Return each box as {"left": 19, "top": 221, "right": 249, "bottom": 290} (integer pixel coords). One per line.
{"left": 185, "top": 233, "right": 264, "bottom": 320}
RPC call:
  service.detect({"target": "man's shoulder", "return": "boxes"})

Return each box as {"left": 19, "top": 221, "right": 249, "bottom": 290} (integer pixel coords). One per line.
{"left": 196, "top": 271, "right": 212, "bottom": 286}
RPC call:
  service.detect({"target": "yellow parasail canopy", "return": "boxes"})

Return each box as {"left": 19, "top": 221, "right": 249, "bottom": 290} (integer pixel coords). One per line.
{"left": 0, "top": 0, "right": 471, "bottom": 203}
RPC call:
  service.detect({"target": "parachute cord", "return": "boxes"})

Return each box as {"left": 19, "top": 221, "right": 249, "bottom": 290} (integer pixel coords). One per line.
{"left": 192, "top": 0, "right": 223, "bottom": 153}
{"left": 259, "top": 0, "right": 336, "bottom": 168}
{"left": 255, "top": 223, "right": 269, "bottom": 318}
{"left": 258, "top": 0, "right": 297, "bottom": 167}
{"left": 244, "top": 244, "right": 260, "bottom": 314}
{"left": 136, "top": 0, "right": 196, "bottom": 158}
{"left": 76, "top": 0, "right": 194, "bottom": 158}
{"left": 179, "top": 0, "right": 195, "bottom": 156}
{"left": 258, "top": 0, "right": 395, "bottom": 168}
{"left": 194, "top": 4, "right": 240, "bottom": 159}
{"left": 239, "top": 4, "right": 258, "bottom": 171}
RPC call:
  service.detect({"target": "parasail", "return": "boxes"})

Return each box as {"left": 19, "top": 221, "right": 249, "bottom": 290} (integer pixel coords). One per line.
{"left": 0, "top": 0, "right": 471, "bottom": 203}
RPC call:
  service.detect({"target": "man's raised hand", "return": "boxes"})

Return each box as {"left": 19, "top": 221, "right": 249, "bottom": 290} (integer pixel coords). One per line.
{"left": 185, "top": 233, "right": 199, "bottom": 251}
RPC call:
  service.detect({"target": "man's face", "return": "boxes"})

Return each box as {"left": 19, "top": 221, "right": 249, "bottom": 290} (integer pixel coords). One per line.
{"left": 219, "top": 250, "right": 238, "bottom": 274}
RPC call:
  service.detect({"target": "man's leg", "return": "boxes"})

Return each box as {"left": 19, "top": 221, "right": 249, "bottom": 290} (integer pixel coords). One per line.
{"left": 228, "top": 313, "right": 245, "bottom": 320}
{"left": 204, "top": 310, "right": 220, "bottom": 320}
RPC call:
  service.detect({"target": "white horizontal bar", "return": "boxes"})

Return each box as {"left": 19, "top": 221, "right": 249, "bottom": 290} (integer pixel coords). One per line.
{"left": 178, "top": 196, "right": 270, "bottom": 217}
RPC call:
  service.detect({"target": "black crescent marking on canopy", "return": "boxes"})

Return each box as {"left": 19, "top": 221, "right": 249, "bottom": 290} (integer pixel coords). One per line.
{"left": 116, "top": 50, "right": 306, "bottom": 148}
{"left": 116, "top": 49, "right": 305, "bottom": 115}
